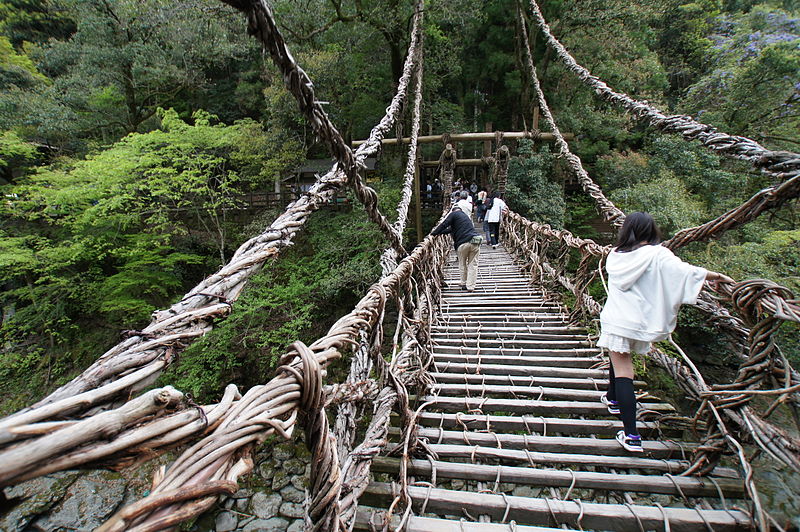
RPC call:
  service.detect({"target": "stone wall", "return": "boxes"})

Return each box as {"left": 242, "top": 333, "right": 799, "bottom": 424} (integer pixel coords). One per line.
{"left": 0, "top": 438, "right": 312, "bottom": 532}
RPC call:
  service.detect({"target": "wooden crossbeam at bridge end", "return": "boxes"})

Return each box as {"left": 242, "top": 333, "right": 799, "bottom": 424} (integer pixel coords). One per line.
{"left": 352, "top": 130, "right": 574, "bottom": 147}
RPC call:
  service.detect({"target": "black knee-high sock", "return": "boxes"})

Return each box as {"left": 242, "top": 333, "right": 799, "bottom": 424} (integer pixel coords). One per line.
{"left": 615, "top": 377, "right": 638, "bottom": 436}
{"left": 607, "top": 363, "right": 617, "bottom": 401}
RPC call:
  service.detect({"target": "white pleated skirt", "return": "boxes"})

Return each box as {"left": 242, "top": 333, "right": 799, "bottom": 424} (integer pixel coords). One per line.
{"left": 597, "top": 332, "right": 651, "bottom": 355}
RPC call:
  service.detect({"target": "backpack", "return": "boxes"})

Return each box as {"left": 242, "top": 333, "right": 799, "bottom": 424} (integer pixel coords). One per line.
{"left": 485, "top": 197, "right": 494, "bottom": 211}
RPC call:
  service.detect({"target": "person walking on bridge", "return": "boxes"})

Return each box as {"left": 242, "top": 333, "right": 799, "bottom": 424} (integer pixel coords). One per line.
{"left": 598, "top": 212, "right": 733, "bottom": 452}
{"left": 485, "top": 191, "right": 507, "bottom": 248}
{"left": 455, "top": 190, "right": 473, "bottom": 217}
{"left": 432, "top": 206, "right": 483, "bottom": 291}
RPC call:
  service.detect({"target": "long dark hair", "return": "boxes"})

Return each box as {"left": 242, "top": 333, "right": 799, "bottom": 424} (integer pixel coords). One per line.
{"left": 615, "top": 212, "right": 661, "bottom": 252}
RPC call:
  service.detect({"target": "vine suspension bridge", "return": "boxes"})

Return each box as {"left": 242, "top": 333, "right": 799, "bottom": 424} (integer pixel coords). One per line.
{"left": 1, "top": 0, "right": 799, "bottom": 531}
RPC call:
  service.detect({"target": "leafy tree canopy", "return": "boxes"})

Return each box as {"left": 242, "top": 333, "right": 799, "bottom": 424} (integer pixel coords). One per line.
{"left": 0, "top": 110, "right": 302, "bottom": 408}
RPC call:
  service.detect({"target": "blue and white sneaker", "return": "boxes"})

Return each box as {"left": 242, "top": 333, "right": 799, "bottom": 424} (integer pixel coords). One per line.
{"left": 600, "top": 394, "right": 620, "bottom": 415}
{"left": 616, "top": 430, "right": 643, "bottom": 453}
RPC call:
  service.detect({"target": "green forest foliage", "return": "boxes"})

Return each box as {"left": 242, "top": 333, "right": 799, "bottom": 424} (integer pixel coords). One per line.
{"left": 0, "top": 110, "right": 302, "bottom": 410}
{"left": 160, "top": 209, "right": 386, "bottom": 401}
{"left": 505, "top": 141, "right": 564, "bottom": 227}
{"left": 0, "top": 0, "right": 798, "bottom": 409}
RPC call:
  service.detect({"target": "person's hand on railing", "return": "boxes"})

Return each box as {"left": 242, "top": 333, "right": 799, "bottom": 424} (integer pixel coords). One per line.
{"left": 706, "top": 271, "right": 735, "bottom": 291}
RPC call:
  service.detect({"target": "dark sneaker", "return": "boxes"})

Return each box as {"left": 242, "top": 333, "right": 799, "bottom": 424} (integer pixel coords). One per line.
{"left": 616, "top": 430, "right": 643, "bottom": 453}
{"left": 460, "top": 284, "right": 467, "bottom": 290}
{"left": 600, "top": 394, "right": 620, "bottom": 415}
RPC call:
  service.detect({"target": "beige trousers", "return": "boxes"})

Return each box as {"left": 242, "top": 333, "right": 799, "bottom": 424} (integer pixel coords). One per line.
{"left": 457, "top": 242, "right": 481, "bottom": 290}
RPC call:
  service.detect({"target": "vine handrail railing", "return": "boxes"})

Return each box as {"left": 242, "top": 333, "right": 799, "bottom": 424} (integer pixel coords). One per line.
{"left": 0, "top": 0, "right": 422, "bottom": 445}
{"left": 501, "top": 210, "right": 800, "bottom": 531}
{"left": 517, "top": 4, "right": 625, "bottom": 227}
{"left": 527, "top": 0, "right": 800, "bottom": 182}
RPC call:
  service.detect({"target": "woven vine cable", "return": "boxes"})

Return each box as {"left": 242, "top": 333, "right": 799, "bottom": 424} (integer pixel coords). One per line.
{"left": 100, "top": 233, "right": 444, "bottom": 532}
{"left": 520, "top": 0, "right": 798, "bottom": 339}
{"left": 0, "top": 0, "right": 421, "bottom": 436}
{"left": 517, "top": 4, "right": 625, "bottom": 227}
{"left": 664, "top": 174, "right": 800, "bottom": 249}
{"left": 338, "top": 237, "right": 449, "bottom": 529}
{"left": 382, "top": 16, "right": 425, "bottom": 275}
{"left": 527, "top": 0, "right": 800, "bottom": 181}
{"left": 336, "top": 6, "right": 425, "bottom": 468}
{"left": 527, "top": 0, "right": 800, "bottom": 249}
{"left": 501, "top": 208, "right": 800, "bottom": 480}
{"left": 220, "top": 0, "right": 408, "bottom": 255}
{"left": 502, "top": 211, "right": 604, "bottom": 316}
{"left": 668, "top": 337, "right": 769, "bottom": 531}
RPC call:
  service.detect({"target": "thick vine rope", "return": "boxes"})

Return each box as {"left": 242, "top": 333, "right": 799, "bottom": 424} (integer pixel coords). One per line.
{"left": 502, "top": 210, "right": 800, "bottom": 531}
{"left": 220, "top": 0, "right": 406, "bottom": 254}
{"left": 665, "top": 174, "right": 800, "bottom": 249}
{"left": 100, "top": 233, "right": 445, "bottom": 531}
{"left": 0, "top": 2, "right": 424, "bottom": 432}
{"left": 502, "top": 208, "right": 800, "bottom": 510}
{"left": 382, "top": 16, "right": 425, "bottom": 274}
{"left": 0, "top": 0, "right": 424, "bottom": 448}
{"left": 503, "top": 212, "right": 605, "bottom": 317}
{"left": 527, "top": 0, "right": 800, "bottom": 182}
{"left": 336, "top": 8, "right": 425, "bottom": 468}
{"left": 518, "top": 6, "right": 625, "bottom": 226}
{"left": 338, "top": 237, "right": 447, "bottom": 528}
{"left": 523, "top": 0, "right": 800, "bottom": 250}
{"left": 0, "top": 169, "right": 347, "bottom": 427}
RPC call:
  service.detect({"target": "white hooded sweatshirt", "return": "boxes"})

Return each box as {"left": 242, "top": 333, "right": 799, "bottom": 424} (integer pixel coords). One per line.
{"left": 600, "top": 245, "right": 707, "bottom": 342}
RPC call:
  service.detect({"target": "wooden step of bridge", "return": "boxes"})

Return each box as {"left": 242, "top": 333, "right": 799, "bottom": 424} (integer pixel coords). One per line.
{"left": 357, "top": 245, "right": 752, "bottom": 531}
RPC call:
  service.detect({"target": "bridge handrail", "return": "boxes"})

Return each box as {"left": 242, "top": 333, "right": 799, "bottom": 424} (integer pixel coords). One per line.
{"left": 517, "top": 7, "right": 625, "bottom": 227}
{"left": 504, "top": 211, "right": 604, "bottom": 318}
{"left": 520, "top": 1, "right": 800, "bottom": 260}
{"left": 219, "top": 0, "right": 412, "bottom": 256}
{"left": 92, "top": 230, "right": 447, "bottom": 531}
{"left": 502, "top": 208, "right": 800, "bottom": 530}
{"left": 526, "top": 0, "right": 800, "bottom": 182}
{"left": 0, "top": 0, "right": 422, "bottom": 435}
{"left": 103, "top": 3, "right": 433, "bottom": 529}
{"left": 335, "top": 9, "right": 426, "bottom": 526}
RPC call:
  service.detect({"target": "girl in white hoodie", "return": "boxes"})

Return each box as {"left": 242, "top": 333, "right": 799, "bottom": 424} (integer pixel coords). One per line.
{"left": 598, "top": 212, "right": 733, "bottom": 452}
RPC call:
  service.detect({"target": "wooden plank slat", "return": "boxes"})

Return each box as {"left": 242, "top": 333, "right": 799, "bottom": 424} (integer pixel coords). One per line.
{"left": 430, "top": 383, "right": 606, "bottom": 400}
{"left": 435, "top": 342, "right": 594, "bottom": 353}
{"left": 433, "top": 354, "right": 599, "bottom": 368}
{"left": 431, "top": 326, "right": 584, "bottom": 333}
{"left": 363, "top": 484, "right": 752, "bottom": 531}
{"left": 372, "top": 457, "right": 745, "bottom": 498}
{"left": 425, "top": 443, "right": 688, "bottom": 472}
{"left": 432, "top": 362, "right": 606, "bottom": 378}
{"left": 442, "top": 293, "right": 549, "bottom": 298}
{"left": 392, "top": 428, "right": 692, "bottom": 458}
{"left": 420, "top": 396, "right": 676, "bottom": 416}
{"left": 433, "top": 333, "right": 589, "bottom": 342}
{"left": 442, "top": 301, "right": 556, "bottom": 308}
{"left": 429, "top": 372, "right": 647, "bottom": 390}
{"left": 436, "top": 319, "right": 570, "bottom": 327}
{"left": 413, "top": 412, "right": 684, "bottom": 438}
{"left": 406, "top": 517, "right": 579, "bottom": 532}
{"left": 353, "top": 510, "right": 577, "bottom": 532}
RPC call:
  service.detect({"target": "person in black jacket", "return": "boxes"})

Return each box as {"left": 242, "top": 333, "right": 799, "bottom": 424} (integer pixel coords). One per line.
{"left": 431, "top": 206, "right": 482, "bottom": 291}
